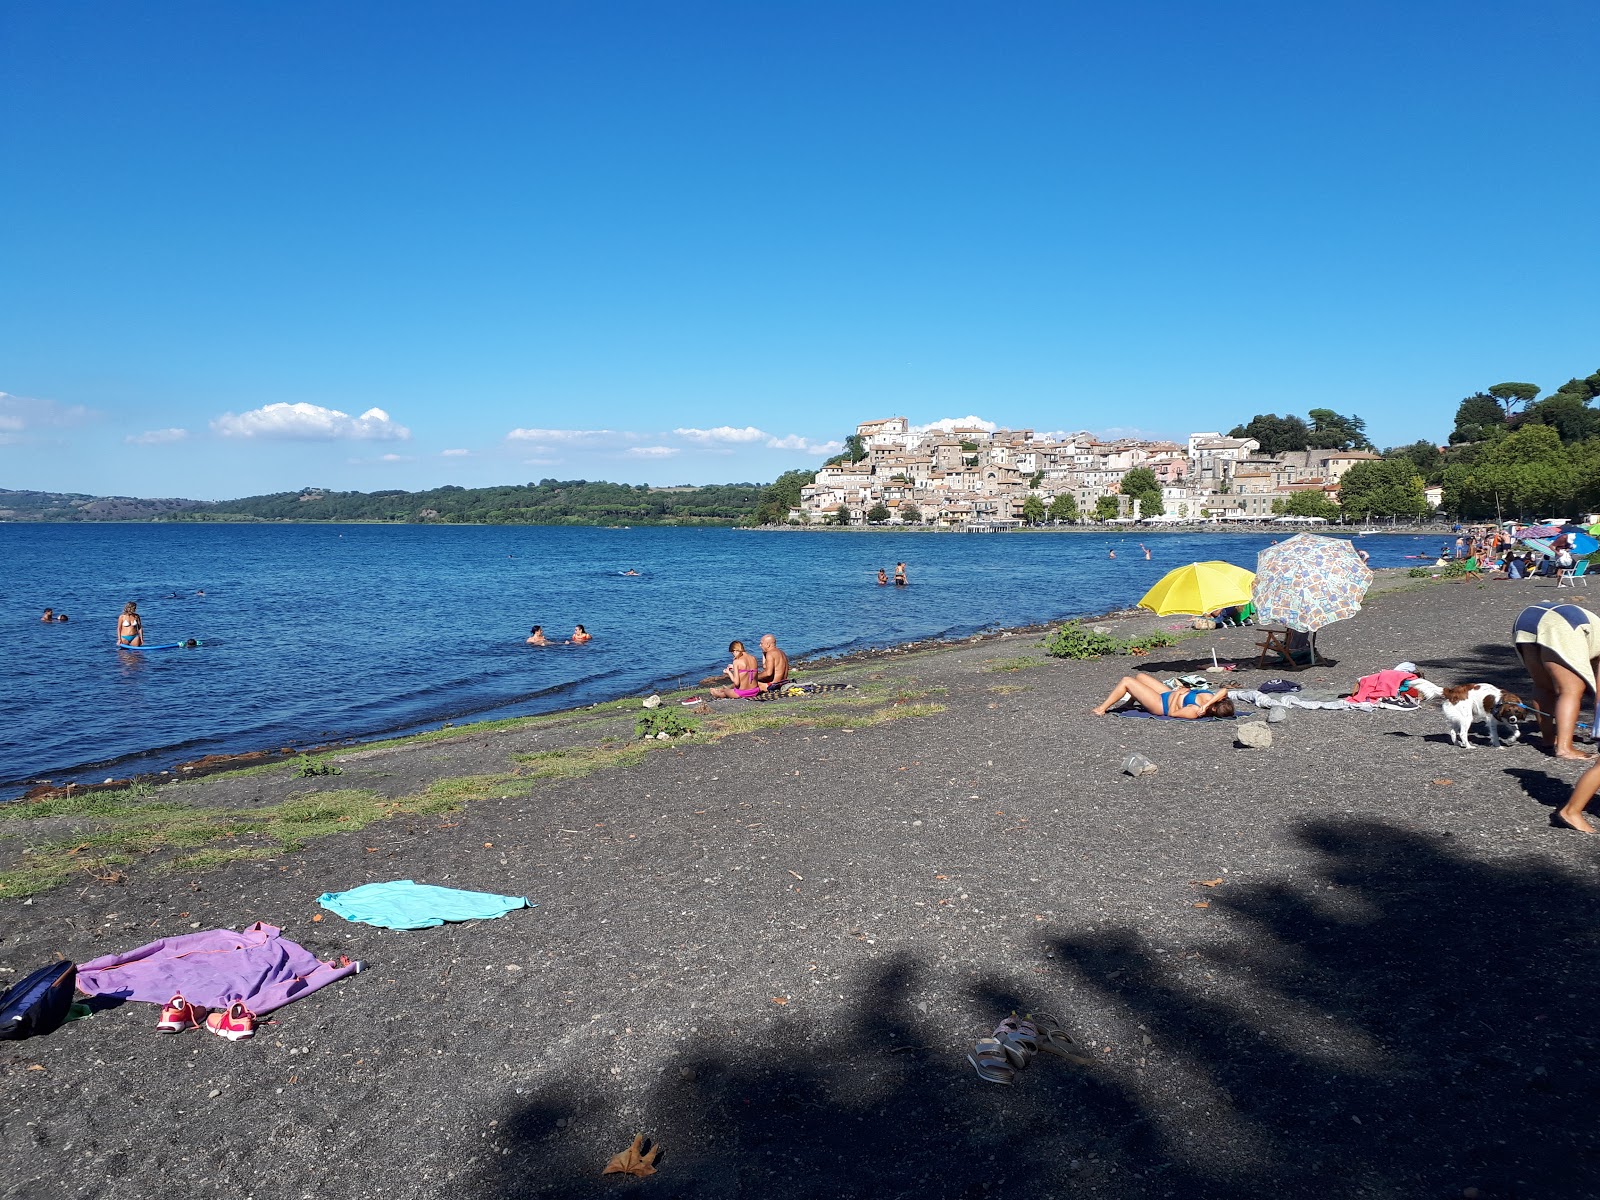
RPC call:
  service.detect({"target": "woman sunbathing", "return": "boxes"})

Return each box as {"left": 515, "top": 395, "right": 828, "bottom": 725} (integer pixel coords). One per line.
{"left": 1092, "top": 673, "right": 1234, "bottom": 719}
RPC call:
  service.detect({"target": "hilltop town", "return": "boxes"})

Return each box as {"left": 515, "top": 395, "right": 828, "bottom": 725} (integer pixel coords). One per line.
{"left": 794, "top": 417, "right": 1398, "bottom": 526}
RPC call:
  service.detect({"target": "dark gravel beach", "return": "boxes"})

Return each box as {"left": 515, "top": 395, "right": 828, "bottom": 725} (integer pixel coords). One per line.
{"left": 3, "top": 572, "right": 1598, "bottom": 1200}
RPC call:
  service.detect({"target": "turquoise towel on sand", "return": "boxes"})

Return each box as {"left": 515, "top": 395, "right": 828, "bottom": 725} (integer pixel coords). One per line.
{"left": 318, "top": 880, "right": 534, "bottom": 930}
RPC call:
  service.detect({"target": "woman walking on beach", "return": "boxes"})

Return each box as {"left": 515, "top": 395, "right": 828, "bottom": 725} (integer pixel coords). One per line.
{"left": 116, "top": 601, "right": 143, "bottom": 647}
{"left": 1513, "top": 602, "right": 1600, "bottom": 762}
{"left": 1092, "top": 673, "right": 1234, "bottom": 720}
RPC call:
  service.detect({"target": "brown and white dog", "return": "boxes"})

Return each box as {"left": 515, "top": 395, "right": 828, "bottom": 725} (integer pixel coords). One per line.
{"left": 1407, "top": 680, "right": 1524, "bottom": 748}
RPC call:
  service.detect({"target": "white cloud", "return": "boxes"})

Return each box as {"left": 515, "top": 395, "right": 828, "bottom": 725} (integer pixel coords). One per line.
{"left": 211, "top": 402, "right": 411, "bottom": 441}
{"left": 673, "top": 425, "right": 767, "bottom": 445}
{"left": 506, "top": 427, "right": 623, "bottom": 443}
{"left": 626, "top": 445, "right": 680, "bottom": 459}
{"left": 379, "top": 453, "right": 414, "bottom": 462}
{"left": 125, "top": 428, "right": 188, "bottom": 446}
{"left": 911, "top": 415, "right": 998, "bottom": 435}
{"left": 0, "top": 391, "right": 94, "bottom": 436}
{"left": 521, "top": 456, "right": 564, "bottom": 466}
{"left": 764, "top": 434, "right": 843, "bottom": 454}
{"left": 441, "top": 448, "right": 471, "bottom": 457}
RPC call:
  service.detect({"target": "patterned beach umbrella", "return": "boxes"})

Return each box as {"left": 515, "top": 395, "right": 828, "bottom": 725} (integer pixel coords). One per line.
{"left": 1251, "top": 534, "right": 1373, "bottom": 633}
{"left": 1137, "top": 560, "right": 1255, "bottom": 617}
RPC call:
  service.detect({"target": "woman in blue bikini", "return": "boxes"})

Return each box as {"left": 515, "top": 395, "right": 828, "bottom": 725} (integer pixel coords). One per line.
{"left": 1092, "top": 673, "right": 1234, "bottom": 719}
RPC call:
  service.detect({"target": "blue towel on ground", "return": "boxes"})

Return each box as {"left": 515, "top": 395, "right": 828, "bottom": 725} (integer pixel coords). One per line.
{"left": 1114, "top": 708, "right": 1234, "bottom": 722}
{"left": 318, "top": 880, "right": 534, "bottom": 930}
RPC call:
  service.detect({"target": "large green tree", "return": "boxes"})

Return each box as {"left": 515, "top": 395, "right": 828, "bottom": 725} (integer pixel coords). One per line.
{"left": 1021, "top": 494, "right": 1046, "bottom": 525}
{"left": 1229, "top": 414, "right": 1310, "bottom": 455}
{"left": 1384, "top": 440, "right": 1443, "bottom": 482}
{"left": 1119, "top": 467, "right": 1164, "bottom": 517}
{"left": 1092, "top": 494, "right": 1121, "bottom": 521}
{"left": 1521, "top": 393, "right": 1600, "bottom": 443}
{"left": 1271, "top": 490, "right": 1341, "bottom": 519}
{"left": 1306, "top": 409, "right": 1375, "bottom": 452}
{"left": 1458, "top": 424, "right": 1579, "bottom": 519}
{"left": 900, "top": 503, "right": 922, "bottom": 524}
{"left": 865, "top": 502, "right": 891, "bottom": 525}
{"left": 1487, "top": 382, "right": 1540, "bottom": 416}
{"left": 752, "top": 469, "right": 816, "bottom": 525}
{"left": 1449, "top": 393, "right": 1506, "bottom": 444}
{"left": 1047, "top": 493, "right": 1078, "bottom": 523}
{"left": 1337, "top": 459, "right": 1429, "bottom": 519}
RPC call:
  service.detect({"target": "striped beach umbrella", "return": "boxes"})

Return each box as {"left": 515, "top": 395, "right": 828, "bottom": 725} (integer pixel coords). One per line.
{"left": 1251, "top": 534, "right": 1373, "bottom": 633}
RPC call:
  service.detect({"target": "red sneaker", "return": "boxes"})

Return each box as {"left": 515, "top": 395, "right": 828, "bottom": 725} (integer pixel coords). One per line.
{"left": 156, "top": 994, "right": 207, "bottom": 1034}
{"left": 204, "top": 1001, "right": 256, "bottom": 1041}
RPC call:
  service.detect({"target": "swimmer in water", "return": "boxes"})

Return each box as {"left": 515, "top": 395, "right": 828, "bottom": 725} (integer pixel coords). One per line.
{"left": 622, "top": 569, "right": 640, "bottom": 576}
{"left": 571, "top": 624, "right": 592, "bottom": 644}
{"left": 526, "top": 625, "right": 549, "bottom": 646}
{"left": 1108, "top": 548, "right": 1116, "bottom": 559}
{"left": 117, "top": 601, "right": 144, "bottom": 647}
{"left": 894, "top": 562, "right": 907, "bottom": 587}
{"left": 877, "top": 568, "right": 889, "bottom": 586}
{"left": 56, "top": 613, "right": 68, "bottom": 622}
{"left": 1140, "top": 543, "right": 1151, "bottom": 560}
{"left": 41, "top": 608, "right": 53, "bottom": 622}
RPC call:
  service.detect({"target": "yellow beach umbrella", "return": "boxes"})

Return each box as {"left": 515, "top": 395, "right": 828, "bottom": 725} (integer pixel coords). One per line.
{"left": 1137, "top": 560, "right": 1255, "bottom": 616}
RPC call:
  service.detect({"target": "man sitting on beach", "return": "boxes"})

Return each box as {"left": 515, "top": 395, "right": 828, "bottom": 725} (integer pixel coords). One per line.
{"left": 756, "top": 634, "right": 789, "bottom": 693}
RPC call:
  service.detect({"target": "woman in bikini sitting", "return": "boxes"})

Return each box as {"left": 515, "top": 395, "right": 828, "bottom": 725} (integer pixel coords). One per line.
{"left": 116, "top": 601, "right": 144, "bottom": 647}
{"left": 1091, "top": 673, "right": 1234, "bottom": 719}
{"left": 570, "top": 624, "right": 592, "bottom": 644}
{"left": 708, "top": 640, "right": 761, "bottom": 699}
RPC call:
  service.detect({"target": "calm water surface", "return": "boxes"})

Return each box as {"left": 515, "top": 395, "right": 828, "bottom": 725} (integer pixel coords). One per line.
{"left": 1, "top": 524, "right": 1445, "bottom": 787}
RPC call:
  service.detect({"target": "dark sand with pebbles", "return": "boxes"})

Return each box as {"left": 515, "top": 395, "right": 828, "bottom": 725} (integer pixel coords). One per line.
{"left": 2, "top": 571, "right": 1597, "bottom": 1199}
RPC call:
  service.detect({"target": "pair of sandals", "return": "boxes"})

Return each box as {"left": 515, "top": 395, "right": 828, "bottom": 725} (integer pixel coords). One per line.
{"left": 968, "top": 1011, "right": 1092, "bottom": 1084}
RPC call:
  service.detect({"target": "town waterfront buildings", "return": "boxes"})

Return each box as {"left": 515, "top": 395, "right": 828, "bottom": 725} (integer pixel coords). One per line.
{"left": 794, "top": 418, "right": 1381, "bottom": 526}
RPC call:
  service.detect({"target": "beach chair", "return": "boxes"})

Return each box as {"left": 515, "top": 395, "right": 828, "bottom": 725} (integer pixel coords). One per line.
{"left": 1558, "top": 560, "right": 1589, "bottom": 589}
{"left": 1255, "top": 627, "right": 1318, "bottom": 670}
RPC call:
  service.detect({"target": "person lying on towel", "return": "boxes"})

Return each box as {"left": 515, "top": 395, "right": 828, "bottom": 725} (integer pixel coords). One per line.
{"left": 1092, "top": 673, "right": 1235, "bottom": 720}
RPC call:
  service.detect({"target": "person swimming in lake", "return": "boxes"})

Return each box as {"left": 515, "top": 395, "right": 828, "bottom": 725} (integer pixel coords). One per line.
{"left": 622, "top": 569, "right": 640, "bottom": 576}
{"left": 117, "top": 601, "right": 143, "bottom": 647}
{"left": 1140, "top": 543, "right": 1151, "bottom": 560}
{"left": 1108, "top": 548, "right": 1116, "bottom": 559}
{"left": 41, "top": 608, "right": 53, "bottom": 622}
{"left": 571, "top": 624, "right": 592, "bottom": 644}
{"left": 708, "top": 640, "right": 761, "bottom": 699}
{"left": 1092, "top": 673, "right": 1234, "bottom": 720}
{"left": 56, "top": 613, "right": 68, "bottom": 622}
{"left": 877, "top": 568, "right": 889, "bottom": 586}
{"left": 526, "top": 625, "right": 549, "bottom": 646}
{"left": 894, "top": 562, "right": 907, "bottom": 586}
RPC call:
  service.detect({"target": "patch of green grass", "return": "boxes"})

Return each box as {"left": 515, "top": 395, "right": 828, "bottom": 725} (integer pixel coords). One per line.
{"left": 0, "top": 781, "right": 169, "bottom": 822}
{"left": 856, "top": 702, "right": 946, "bottom": 725}
{"left": 162, "top": 847, "right": 277, "bottom": 873}
{"left": 986, "top": 655, "right": 1046, "bottom": 672}
{"left": 512, "top": 744, "right": 651, "bottom": 780}
{"left": 0, "top": 860, "right": 79, "bottom": 900}
{"left": 989, "top": 684, "right": 1029, "bottom": 695}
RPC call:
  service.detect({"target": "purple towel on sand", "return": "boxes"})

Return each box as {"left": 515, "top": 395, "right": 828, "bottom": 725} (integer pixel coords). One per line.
{"left": 76, "top": 921, "right": 359, "bottom": 1014}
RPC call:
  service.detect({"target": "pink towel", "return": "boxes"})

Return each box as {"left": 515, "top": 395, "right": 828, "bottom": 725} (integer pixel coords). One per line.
{"left": 76, "top": 921, "right": 358, "bottom": 1014}
{"left": 1349, "top": 669, "right": 1418, "bottom": 704}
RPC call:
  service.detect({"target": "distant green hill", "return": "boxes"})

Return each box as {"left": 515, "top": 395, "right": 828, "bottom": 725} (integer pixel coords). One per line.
{"left": 1, "top": 480, "right": 770, "bottom": 525}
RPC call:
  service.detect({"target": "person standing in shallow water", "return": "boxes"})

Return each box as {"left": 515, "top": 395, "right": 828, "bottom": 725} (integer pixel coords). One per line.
{"left": 877, "top": 568, "right": 889, "bottom": 586}
{"left": 894, "top": 562, "right": 907, "bottom": 586}
{"left": 117, "top": 601, "right": 143, "bottom": 647}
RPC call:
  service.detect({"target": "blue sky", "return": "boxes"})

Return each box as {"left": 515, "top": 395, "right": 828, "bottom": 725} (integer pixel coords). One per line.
{"left": 2, "top": 1, "right": 1595, "bottom": 498}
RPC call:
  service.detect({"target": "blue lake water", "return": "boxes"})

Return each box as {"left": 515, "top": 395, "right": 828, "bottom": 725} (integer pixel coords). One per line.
{"left": 0, "top": 524, "right": 1447, "bottom": 787}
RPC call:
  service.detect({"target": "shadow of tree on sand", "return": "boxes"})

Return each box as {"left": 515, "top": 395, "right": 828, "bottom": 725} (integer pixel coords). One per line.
{"left": 478, "top": 821, "right": 1600, "bottom": 1198}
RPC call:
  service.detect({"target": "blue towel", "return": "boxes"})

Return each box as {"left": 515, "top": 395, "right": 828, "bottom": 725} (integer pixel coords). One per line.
{"left": 318, "top": 880, "right": 534, "bottom": 930}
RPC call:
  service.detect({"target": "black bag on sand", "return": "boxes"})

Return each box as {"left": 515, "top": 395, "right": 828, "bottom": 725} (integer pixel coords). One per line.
{"left": 0, "top": 959, "right": 77, "bottom": 1040}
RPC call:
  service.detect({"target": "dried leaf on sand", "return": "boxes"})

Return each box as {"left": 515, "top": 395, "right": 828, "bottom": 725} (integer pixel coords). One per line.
{"left": 603, "top": 1134, "right": 662, "bottom": 1177}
